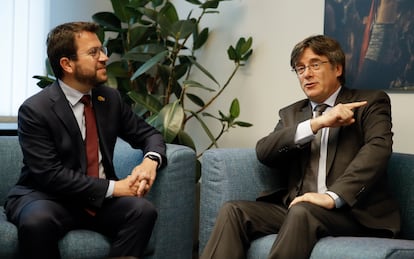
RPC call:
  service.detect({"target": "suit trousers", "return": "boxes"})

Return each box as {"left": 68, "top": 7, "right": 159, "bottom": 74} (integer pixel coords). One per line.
{"left": 7, "top": 196, "right": 157, "bottom": 259}
{"left": 200, "top": 200, "right": 373, "bottom": 259}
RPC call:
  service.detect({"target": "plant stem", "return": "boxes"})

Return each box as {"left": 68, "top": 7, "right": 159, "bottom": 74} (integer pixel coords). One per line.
{"left": 184, "top": 62, "right": 240, "bottom": 124}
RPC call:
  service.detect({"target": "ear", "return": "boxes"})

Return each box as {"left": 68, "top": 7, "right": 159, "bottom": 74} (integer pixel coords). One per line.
{"left": 335, "top": 63, "right": 343, "bottom": 78}
{"left": 60, "top": 57, "right": 74, "bottom": 74}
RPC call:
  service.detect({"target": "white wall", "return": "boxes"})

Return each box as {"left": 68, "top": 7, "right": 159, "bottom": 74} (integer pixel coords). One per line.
{"left": 50, "top": 0, "right": 414, "bottom": 154}
{"left": 50, "top": 0, "right": 112, "bottom": 28}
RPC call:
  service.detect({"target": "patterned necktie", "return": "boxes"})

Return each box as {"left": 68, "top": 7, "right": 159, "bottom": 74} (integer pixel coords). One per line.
{"left": 80, "top": 95, "right": 99, "bottom": 178}
{"left": 302, "top": 104, "right": 329, "bottom": 193}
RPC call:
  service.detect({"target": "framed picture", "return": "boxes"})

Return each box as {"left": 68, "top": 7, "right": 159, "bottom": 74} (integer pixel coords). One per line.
{"left": 324, "top": 0, "right": 414, "bottom": 91}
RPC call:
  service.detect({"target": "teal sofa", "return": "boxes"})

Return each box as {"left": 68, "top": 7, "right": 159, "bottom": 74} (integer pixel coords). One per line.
{"left": 0, "top": 136, "right": 196, "bottom": 259}
{"left": 200, "top": 148, "right": 414, "bottom": 259}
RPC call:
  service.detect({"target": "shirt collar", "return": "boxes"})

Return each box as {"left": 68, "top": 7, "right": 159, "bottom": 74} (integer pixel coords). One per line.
{"left": 310, "top": 86, "right": 341, "bottom": 109}
{"left": 58, "top": 79, "right": 92, "bottom": 106}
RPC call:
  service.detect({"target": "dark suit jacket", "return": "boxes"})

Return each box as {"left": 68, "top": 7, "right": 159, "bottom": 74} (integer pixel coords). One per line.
{"left": 256, "top": 87, "right": 400, "bottom": 236}
{"left": 5, "top": 81, "right": 166, "bottom": 216}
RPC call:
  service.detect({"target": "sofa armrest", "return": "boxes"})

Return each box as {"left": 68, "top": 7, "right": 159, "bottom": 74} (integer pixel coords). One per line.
{"left": 199, "top": 148, "right": 283, "bottom": 253}
{"left": 114, "top": 139, "right": 196, "bottom": 259}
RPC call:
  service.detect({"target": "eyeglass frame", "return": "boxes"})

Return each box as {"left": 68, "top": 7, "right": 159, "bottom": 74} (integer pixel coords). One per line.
{"left": 69, "top": 46, "right": 108, "bottom": 60}
{"left": 291, "top": 60, "right": 330, "bottom": 76}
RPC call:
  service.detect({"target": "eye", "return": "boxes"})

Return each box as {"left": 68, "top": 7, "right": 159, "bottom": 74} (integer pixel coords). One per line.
{"left": 87, "top": 47, "right": 100, "bottom": 57}
{"left": 311, "top": 62, "right": 320, "bottom": 69}
{"left": 295, "top": 66, "right": 305, "bottom": 74}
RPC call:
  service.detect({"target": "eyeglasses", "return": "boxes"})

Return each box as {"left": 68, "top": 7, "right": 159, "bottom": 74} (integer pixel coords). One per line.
{"left": 71, "top": 46, "right": 108, "bottom": 59}
{"left": 292, "top": 60, "right": 329, "bottom": 75}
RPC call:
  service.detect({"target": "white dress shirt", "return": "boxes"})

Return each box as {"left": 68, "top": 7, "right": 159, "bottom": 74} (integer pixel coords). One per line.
{"left": 294, "top": 87, "right": 345, "bottom": 208}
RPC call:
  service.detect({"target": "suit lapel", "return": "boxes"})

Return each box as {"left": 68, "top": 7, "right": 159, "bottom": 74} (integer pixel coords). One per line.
{"left": 50, "top": 82, "right": 86, "bottom": 171}
{"left": 50, "top": 82, "right": 82, "bottom": 140}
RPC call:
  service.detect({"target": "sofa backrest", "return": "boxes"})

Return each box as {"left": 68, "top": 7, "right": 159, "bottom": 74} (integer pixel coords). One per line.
{"left": 0, "top": 136, "right": 23, "bottom": 206}
{"left": 388, "top": 152, "right": 414, "bottom": 239}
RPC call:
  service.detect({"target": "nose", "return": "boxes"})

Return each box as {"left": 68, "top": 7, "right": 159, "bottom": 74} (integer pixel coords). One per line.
{"left": 99, "top": 50, "right": 109, "bottom": 62}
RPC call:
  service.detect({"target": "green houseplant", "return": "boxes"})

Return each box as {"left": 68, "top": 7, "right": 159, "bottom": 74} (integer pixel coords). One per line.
{"left": 35, "top": 0, "right": 253, "bottom": 158}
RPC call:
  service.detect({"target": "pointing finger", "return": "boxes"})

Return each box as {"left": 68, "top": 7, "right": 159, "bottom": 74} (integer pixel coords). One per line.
{"left": 343, "top": 101, "right": 367, "bottom": 109}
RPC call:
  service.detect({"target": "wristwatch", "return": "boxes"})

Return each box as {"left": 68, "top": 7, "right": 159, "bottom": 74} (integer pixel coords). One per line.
{"left": 145, "top": 154, "right": 160, "bottom": 166}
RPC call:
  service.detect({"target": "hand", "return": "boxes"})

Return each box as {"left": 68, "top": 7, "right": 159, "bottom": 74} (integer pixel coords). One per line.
{"left": 289, "top": 193, "right": 335, "bottom": 209}
{"left": 112, "top": 175, "right": 141, "bottom": 197}
{"left": 112, "top": 157, "right": 158, "bottom": 197}
{"left": 311, "top": 101, "right": 367, "bottom": 133}
{"left": 129, "top": 157, "right": 158, "bottom": 197}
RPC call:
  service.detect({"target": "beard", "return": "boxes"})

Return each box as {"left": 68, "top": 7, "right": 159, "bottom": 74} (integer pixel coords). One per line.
{"left": 74, "top": 65, "right": 107, "bottom": 86}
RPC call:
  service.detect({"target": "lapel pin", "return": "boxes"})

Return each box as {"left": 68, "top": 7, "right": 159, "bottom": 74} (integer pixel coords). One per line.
{"left": 97, "top": 96, "right": 105, "bottom": 102}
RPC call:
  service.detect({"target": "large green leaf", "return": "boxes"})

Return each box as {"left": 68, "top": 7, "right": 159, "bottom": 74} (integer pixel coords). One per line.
{"left": 129, "top": 26, "right": 149, "bottom": 47}
{"left": 127, "top": 44, "right": 166, "bottom": 56}
{"left": 159, "top": 1, "right": 179, "bottom": 24}
{"left": 155, "top": 101, "right": 184, "bottom": 143}
{"left": 131, "top": 50, "right": 169, "bottom": 80}
{"left": 106, "top": 61, "right": 129, "bottom": 78}
{"left": 92, "top": 12, "right": 122, "bottom": 32}
{"left": 170, "top": 20, "right": 196, "bottom": 40}
{"left": 137, "top": 7, "right": 158, "bottom": 23}
{"left": 127, "top": 91, "right": 163, "bottom": 114}
{"left": 176, "top": 130, "right": 196, "bottom": 150}
{"left": 111, "top": 0, "right": 130, "bottom": 23}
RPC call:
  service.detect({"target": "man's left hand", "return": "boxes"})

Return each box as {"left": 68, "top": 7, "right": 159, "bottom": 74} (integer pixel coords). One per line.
{"left": 289, "top": 193, "right": 335, "bottom": 209}
{"left": 129, "top": 158, "right": 158, "bottom": 197}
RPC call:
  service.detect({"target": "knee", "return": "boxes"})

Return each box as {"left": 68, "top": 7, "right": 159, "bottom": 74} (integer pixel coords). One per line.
{"left": 287, "top": 202, "right": 313, "bottom": 221}
{"left": 218, "top": 201, "right": 244, "bottom": 219}
{"left": 19, "top": 209, "right": 56, "bottom": 235}
{"left": 130, "top": 199, "right": 157, "bottom": 224}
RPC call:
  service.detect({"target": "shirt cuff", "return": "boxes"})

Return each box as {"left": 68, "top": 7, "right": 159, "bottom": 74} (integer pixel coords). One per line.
{"left": 326, "top": 191, "right": 346, "bottom": 208}
{"left": 144, "top": 151, "right": 162, "bottom": 168}
{"left": 294, "top": 119, "right": 315, "bottom": 145}
{"left": 105, "top": 180, "right": 115, "bottom": 198}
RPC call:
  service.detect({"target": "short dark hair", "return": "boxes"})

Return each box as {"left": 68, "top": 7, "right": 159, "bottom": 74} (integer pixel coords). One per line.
{"left": 290, "top": 35, "right": 346, "bottom": 85}
{"left": 46, "top": 22, "right": 100, "bottom": 79}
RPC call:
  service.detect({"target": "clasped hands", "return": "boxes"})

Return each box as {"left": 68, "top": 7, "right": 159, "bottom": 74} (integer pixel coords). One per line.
{"left": 310, "top": 101, "right": 367, "bottom": 134}
{"left": 113, "top": 158, "right": 158, "bottom": 197}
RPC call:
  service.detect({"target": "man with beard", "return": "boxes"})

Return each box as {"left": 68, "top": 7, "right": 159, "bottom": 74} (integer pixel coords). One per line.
{"left": 4, "top": 22, "right": 166, "bottom": 259}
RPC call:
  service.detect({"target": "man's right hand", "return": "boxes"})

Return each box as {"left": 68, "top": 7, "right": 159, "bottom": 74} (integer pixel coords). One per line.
{"left": 112, "top": 175, "right": 141, "bottom": 197}
{"left": 310, "top": 101, "right": 367, "bottom": 133}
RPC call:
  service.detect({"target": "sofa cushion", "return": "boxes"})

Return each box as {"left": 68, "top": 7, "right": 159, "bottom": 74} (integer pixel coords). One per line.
{"left": 59, "top": 230, "right": 110, "bottom": 259}
{"left": 0, "top": 136, "right": 23, "bottom": 206}
{"left": 247, "top": 234, "right": 414, "bottom": 259}
{"left": 0, "top": 207, "right": 19, "bottom": 259}
{"left": 247, "top": 234, "right": 276, "bottom": 259}
{"left": 311, "top": 236, "right": 414, "bottom": 259}
{"left": 387, "top": 153, "right": 414, "bottom": 239}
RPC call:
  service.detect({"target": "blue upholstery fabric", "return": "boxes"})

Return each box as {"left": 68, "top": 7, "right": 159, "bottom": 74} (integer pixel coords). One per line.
{"left": 200, "top": 148, "right": 414, "bottom": 258}
{"left": 0, "top": 136, "right": 196, "bottom": 259}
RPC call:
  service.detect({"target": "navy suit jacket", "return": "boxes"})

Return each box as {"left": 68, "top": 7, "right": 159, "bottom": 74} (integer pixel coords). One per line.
{"left": 5, "top": 81, "right": 166, "bottom": 215}
{"left": 256, "top": 87, "right": 400, "bottom": 236}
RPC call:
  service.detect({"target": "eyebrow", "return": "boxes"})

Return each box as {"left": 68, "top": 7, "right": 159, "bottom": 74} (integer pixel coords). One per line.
{"left": 295, "top": 58, "right": 325, "bottom": 66}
